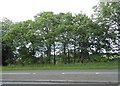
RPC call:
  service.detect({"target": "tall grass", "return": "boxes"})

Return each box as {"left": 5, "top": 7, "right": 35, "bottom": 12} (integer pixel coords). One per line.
{"left": 2, "top": 61, "right": 118, "bottom": 71}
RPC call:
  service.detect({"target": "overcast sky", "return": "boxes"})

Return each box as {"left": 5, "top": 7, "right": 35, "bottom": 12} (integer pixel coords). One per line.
{"left": 0, "top": 0, "right": 99, "bottom": 22}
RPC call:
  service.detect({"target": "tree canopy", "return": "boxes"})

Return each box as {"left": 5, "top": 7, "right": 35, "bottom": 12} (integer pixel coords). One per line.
{"left": 2, "top": 2, "right": 120, "bottom": 66}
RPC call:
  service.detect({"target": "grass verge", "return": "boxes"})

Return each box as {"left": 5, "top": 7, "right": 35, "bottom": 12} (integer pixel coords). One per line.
{"left": 2, "top": 61, "right": 118, "bottom": 71}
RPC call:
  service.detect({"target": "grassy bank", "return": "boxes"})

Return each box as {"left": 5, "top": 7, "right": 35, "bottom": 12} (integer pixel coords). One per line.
{"left": 2, "top": 61, "right": 118, "bottom": 71}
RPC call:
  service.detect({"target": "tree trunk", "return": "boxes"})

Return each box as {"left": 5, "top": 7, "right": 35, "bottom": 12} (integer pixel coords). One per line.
{"left": 47, "top": 44, "right": 51, "bottom": 64}
{"left": 73, "top": 37, "right": 77, "bottom": 64}
{"left": 53, "top": 42, "right": 56, "bottom": 65}
{"left": 67, "top": 46, "right": 70, "bottom": 64}
{"left": 73, "top": 44, "right": 76, "bottom": 63}
{"left": 41, "top": 53, "right": 44, "bottom": 64}
{"left": 63, "top": 43, "right": 67, "bottom": 64}
{"left": 80, "top": 52, "right": 84, "bottom": 63}
{"left": 78, "top": 42, "right": 81, "bottom": 63}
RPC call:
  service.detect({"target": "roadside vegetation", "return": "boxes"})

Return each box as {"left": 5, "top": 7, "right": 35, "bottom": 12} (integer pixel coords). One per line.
{"left": 2, "top": 61, "right": 118, "bottom": 71}
{"left": 0, "top": 2, "right": 119, "bottom": 70}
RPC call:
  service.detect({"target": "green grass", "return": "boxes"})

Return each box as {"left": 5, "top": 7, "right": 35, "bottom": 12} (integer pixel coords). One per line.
{"left": 0, "top": 66, "right": 2, "bottom": 71}
{"left": 2, "top": 61, "right": 118, "bottom": 71}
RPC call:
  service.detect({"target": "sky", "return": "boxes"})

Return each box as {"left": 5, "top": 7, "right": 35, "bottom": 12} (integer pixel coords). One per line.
{"left": 0, "top": 0, "right": 99, "bottom": 22}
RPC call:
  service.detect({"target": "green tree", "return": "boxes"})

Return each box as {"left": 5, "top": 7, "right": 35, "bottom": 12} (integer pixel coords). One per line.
{"left": 3, "top": 20, "right": 36, "bottom": 65}
{"left": 56, "top": 12, "right": 73, "bottom": 64}
{"left": 73, "top": 13, "right": 95, "bottom": 63}
{"left": 1, "top": 18, "right": 13, "bottom": 66}
{"left": 34, "top": 12, "right": 57, "bottom": 64}
{"left": 93, "top": 1, "right": 119, "bottom": 55}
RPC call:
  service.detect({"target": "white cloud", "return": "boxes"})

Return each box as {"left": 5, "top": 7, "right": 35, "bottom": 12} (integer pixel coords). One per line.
{"left": 0, "top": 0, "right": 99, "bottom": 22}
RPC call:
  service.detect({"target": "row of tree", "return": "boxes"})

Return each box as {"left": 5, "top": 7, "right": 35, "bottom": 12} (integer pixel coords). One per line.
{"left": 1, "top": 2, "right": 120, "bottom": 66}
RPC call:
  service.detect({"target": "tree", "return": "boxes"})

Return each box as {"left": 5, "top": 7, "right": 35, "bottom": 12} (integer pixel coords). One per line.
{"left": 3, "top": 8, "right": 118, "bottom": 65}
{"left": 3, "top": 20, "right": 36, "bottom": 65}
{"left": 34, "top": 12, "right": 57, "bottom": 64}
{"left": 93, "top": 1, "right": 119, "bottom": 55}
{"left": 1, "top": 18, "right": 13, "bottom": 66}
{"left": 73, "top": 13, "right": 95, "bottom": 63}
{"left": 56, "top": 12, "right": 73, "bottom": 64}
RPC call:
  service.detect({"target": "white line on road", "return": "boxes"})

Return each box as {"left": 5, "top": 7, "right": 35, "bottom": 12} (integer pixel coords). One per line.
{"left": 2, "top": 72, "right": 117, "bottom": 75}
{"left": 95, "top": 72, "right": 100, "bottom": 74}
{"left": 33, "top": 73, "right": 36, "bottom": 74}
{"left": 61, "top": 72, "right": 101, "bottom": 75}
{"left": 2, "top": 73, "right": 38, "bottom": 75}
{"left": 61, "top": 72, "right": 117, "bottom": 75}
{"left": 2, "top": 73, "right": 31, "bottom": 75}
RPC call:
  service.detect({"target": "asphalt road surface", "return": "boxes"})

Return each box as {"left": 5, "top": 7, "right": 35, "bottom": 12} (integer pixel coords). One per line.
{"left": 1, "top": 69, "right": 119, "bottom": 85}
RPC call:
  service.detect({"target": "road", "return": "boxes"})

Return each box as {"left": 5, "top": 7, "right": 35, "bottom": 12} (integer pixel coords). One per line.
{"left": 1, "top": 69, "right": 119, "bottom": 85}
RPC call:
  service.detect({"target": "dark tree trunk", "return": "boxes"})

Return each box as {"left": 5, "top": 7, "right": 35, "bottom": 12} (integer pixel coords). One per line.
{"left": 47, "top": 45, "right": 51, "bottom": 64}
{"left": 73, "top": 37, "right": 77, "bottom": 64}
{"left": 53, "top": 42, "right": 56, "bottom": 65}
{"left": 80, "top": 52, "right": 84, "bottom": 63}
{"left": 73, "top": 44, "right": 76, "bottom": 63}
{"left": 41, "top": 54, "right": 44, "bottom": 64}
{"left": 78, "top": 42, "right": 81, "bottom": 63}
{"left": 67, "top": 46, "right": 70, "bottom": 64}
{"left": 63, "top": 43, "right": 67, "bottom": 64}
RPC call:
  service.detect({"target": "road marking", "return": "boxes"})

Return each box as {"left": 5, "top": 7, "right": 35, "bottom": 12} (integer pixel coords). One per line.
{"left": 61, "top": 72, "right": 117, "bottom": 75}
{"left": 2, "top": 72, "right": 37, "bottom": 75}
{"left": 2, "top": 73, "right": 31, "bottom": 75}
{"left": 33, "top": 73, "right": 36, "bottom": 74}
{"left": 62, "top": 72, "right": 97, "bottom": 74}
{"left": 2, "top": 72, "right": 117, "bottom": 75}
{"left": 95, "top": 72, "right": 100, "bottom": 74}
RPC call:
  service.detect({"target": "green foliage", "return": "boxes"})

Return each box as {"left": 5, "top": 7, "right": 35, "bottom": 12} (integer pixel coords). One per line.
{"left": 2, "top": 6, "right": 119, "bottom": 65}
{"left": 1, "top": 18, "right": 14, "bottom": 66}
{"left": 93, "top": 2, "right": 119, "bottom": 50}
{"left": 2, "top": 61, "right": 118, "bottom": 70}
